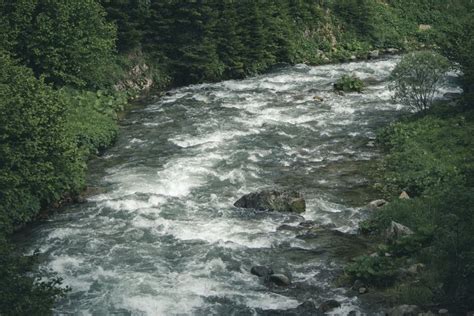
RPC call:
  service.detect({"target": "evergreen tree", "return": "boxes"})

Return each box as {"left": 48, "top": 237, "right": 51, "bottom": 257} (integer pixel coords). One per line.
{"left": 215, "top": 1, "right": 246, "bottom": 78}
{"left": 100, "top": 0, "right": 151, "bottom": 53}
{"left": 4, "top": 0, "right": 117, "bottom": 88}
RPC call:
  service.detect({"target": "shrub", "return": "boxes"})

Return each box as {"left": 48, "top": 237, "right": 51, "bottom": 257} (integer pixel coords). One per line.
{"left": 0, "top": 239, "right": 70, "bottom": 315}
{"left": 0, "top": 53, "right": 84, "bottom": 232}
{"left": 334, "top": 74, "right": 364, "bottom": 92}
{"left": 389, "top": 51, "right": 451, "bottom": 112}
{"left": 61, "top": 89, "right": 125, "bottom": 156}
{"left": 346, "top": 255, "right": 398, "bottom": 286}
{"left": 0, "top": 53, "right": 73, "bottom": 315}
{"left": 377, "top": 113, "right": 473, "bottom": 196}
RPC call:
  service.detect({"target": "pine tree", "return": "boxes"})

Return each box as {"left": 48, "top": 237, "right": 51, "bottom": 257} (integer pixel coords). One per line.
{"left": 215, "top": 0, "right": 246, "bottom": 78}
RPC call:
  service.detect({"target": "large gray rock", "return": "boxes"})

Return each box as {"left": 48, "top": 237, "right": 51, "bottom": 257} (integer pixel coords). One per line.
{"left": 269, "top": 274, "right": 291, "bottom": 286}
{"left": 388, "top": 305, "right": 421, "bottom": 316}
{"left": 385, "top": 221, "right": 414, "bottom": 242}
{"left": 234, "top": 190, "right": 306, "bottom": 213}
{"left": 367, "top": 199, "right": 388, "bottom": 209}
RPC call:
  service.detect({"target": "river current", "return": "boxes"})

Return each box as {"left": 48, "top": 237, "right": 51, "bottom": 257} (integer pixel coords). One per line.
{"left": 22, "top": 57, "right": 460, "bottom": 315}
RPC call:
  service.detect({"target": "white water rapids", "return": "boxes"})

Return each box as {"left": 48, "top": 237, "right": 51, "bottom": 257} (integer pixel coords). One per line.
{"left": 21, "top": 57, "right": 461, "bottom": 315}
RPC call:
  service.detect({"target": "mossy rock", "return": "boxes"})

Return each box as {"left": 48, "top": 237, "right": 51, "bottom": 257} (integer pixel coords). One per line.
{"left": 234, "top": 190, "right": 306, "bottom": 213}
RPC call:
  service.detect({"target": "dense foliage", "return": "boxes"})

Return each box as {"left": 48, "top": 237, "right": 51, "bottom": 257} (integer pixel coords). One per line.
{"left": 353, "top": 105, "right": 474, "bottom": 310}
{"left": 1, "top": 0, "right": 118, "bottom": 89}
{"left": 0, "top": 53, "right": 84, "bottom": 233}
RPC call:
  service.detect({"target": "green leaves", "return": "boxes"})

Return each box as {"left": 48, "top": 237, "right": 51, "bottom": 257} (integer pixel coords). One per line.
{"left": 4, "top": 0, "right": 117, "bottom": 89}
{"left": 346, "top": 255, "right": 398, "bottom": 286}
{"left": 334, "top": 74, "right": 365, "bottom": 92}
{"left": 0, "top": 53, "right": 83, "bottom": 227}
{"left": 377, "top": 114, "right": 473, "bottom": 196}
{"left": 389, "top": 51, "right": 451, "bottom": 112}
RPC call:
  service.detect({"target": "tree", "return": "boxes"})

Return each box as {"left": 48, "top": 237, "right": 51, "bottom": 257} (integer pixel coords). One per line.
{"left": 0, "top": 52, "right": 84, "bottom": 232}
{"left": 438, "top": 4, "right": 474, "bottom": 96}
{"left": 389, "top": 51, "right": 451, "bottom": 112}
{"left": 100, "top": 0, "right": 151, "bottom": 53}
{"left": 5, "top": 0, "right": 117, "bottom": 88}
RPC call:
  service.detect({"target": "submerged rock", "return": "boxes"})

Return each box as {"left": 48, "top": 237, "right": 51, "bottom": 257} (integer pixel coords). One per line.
{"left": 234, "top": 190, "right": 306, "bottom": 213}
{"left": 258, "top": 301, "right": 323, "bottom": 315}
{"left": 297, "top": 301, "right": 319, "bottom": 314}
{"left": 358, "top": 287, "right": 368, "bottom": 294}
{"left": 388, "top": 305, "right": 421, "bottom": 316}
{"left": 352, "top": 279, "right": 365, "bottom": 291}
{"left": 319, "top": 299, "right": 341, "bottom": 313}
{"left": 385, "top": 221, "right": 414, "bottom": 242}
{"left": 250, "top": 266, "right": 273, "bottom": 278}
{"left": 269, "top": 274, "right": 291, "bottom": 286}
{"left": 313, "top": 95, "right": 324, "bottom": 102}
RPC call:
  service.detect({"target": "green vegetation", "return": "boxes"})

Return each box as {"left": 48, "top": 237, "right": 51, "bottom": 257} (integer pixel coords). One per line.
{"left": 334, "top": 74, "right": 365, "bottom": 93}
{"left": 1, "top": 0, "right": 474, "bottom": 313}
{"left": 0, "top": 243, "right": 70, "bottom": 316}
{"left": 1, "top": 0, "right": 118, "bottom": 89}
{"left": 389, "top": 51, "right": 451, "bottom": 112}
{"left": 351, "top": 104, "right": 474, "bottom": 310}
{"left": 346, "top": 255, "right": 398, "bottom": 286}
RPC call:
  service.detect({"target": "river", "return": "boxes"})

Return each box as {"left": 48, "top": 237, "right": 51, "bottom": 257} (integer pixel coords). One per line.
{"left": 20, "top": 57, "right": 460, "bottom": 315}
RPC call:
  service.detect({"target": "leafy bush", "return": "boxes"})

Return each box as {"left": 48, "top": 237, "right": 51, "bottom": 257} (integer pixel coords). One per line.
{"left": 436, "top": 3, "right": 474, "bottom": 96}
{"left": 0, "top": 239, "right": 69, "bottom": 315}
{"left": 0, "top": 53, "right": 84, "bottom": 232}
{"left": 346, "top": 255, "right": 398, "bottom": 286}
{"left": 363, "top": 105, "right": 474, "bottom": 309}
{"left": 377, "top": 112, "right": 473, "bottom": 196}
{"left": 334, "top": 74, "right": 365, "bottom": 92}
{"left": 389, "top": 51, "right": 451, "bottom": 112}
{"left": 0, "top": 53, "right": 74, "bottom": 314}
{"left": 62, "top": 89, "right": 125, "bottom": 156}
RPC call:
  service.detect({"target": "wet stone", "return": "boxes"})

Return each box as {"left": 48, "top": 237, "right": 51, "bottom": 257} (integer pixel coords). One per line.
{"left": 250, "top": 266, "right": 273, "bottom": 278}
{"left": 269, "top": 274, "right": 291, "bottom": 286}
{"left": 319, "top": 299, "right": 341, "bottom": 313}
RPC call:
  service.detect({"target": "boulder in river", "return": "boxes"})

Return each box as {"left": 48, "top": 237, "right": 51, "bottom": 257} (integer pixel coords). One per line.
{"left": 269, "top": 273, "right": 291, "bottom": 286}
{"left": 385, "top": 221, "right": 414, "bottom": 242}
{"left": 250, "top": 266, "right": 273, "bottom": 278}
{"left": 234, "top": 190, "right": 306, "bottom": 213}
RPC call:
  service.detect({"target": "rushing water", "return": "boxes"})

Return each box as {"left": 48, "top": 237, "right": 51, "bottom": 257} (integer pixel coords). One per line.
{"left": 21, "top": 57, "right": 460, "bottom": 315}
